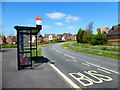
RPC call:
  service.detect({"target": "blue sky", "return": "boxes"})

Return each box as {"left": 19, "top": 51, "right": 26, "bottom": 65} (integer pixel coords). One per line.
{"left": 2, "top": 2, "right": 118, "bottom": 36}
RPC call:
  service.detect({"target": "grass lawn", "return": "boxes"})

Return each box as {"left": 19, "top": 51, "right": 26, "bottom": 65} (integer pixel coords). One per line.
{"left": 62, "top": 43, "right": 120, "bottom": 60}
{"left": 72, "top": 42, "right": 120, "bottom": 52}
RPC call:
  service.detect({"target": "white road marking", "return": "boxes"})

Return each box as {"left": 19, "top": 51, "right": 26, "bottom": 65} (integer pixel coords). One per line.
{"left": 85, "top": 62, "right": 119, "bottom": 74}
{"left": 64, "top": 54, "right": 76, "bottom": 59}
{"left": 53, "top": 46, "right": 76, "bottom": 59}
{"left": 69, "top": 70, "right": 113, "bottom": 87}
{"left": 82, "top": 63, "right": 90, "bottom": 66}
{"left": 97, "top": 68, "right": 111, "bottom": 74}
{"left": 53, "top": 46, "right": 55, "bottom": 50}
{"left": 53, "top": 46, "right": 62, "bottom": 53}
{"left": 65, "top": 59, "right": 77, "bottom": 62}
{"left": 56, "top": 50, "right": 61, "bottom": 53}
{"left": 49, "top": 63, "right": 81, "bottom": 89}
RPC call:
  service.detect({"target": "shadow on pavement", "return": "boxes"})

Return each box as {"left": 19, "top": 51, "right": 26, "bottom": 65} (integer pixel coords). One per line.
{"left": 1, "top": 50, "right": 7, "bottom": 52}
{"left": 22, "top": 56, "right": 50, "bottom": 70}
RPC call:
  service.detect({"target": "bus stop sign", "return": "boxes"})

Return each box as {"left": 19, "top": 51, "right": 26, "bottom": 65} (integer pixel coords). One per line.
{"left": 36, "top": 17, "right": 42, "bottom": 25}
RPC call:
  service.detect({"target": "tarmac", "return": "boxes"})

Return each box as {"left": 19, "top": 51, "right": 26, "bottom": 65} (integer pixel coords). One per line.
{"left": 2, "top": 48, "right": 71, "bottom": 89}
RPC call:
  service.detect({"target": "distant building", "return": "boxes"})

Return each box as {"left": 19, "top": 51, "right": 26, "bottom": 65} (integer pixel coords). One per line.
{"left": 97, "top": 27, "right": 110, "bottom": 34}
{"left": 62, "top": 36, "right": 66, "bottom": 41}
{"left": 0, "top": 36, "right": 6, "bottom": 44}
{"left": 38, "top": 35, "right": 44, "bottom": 41}
{"left": 106, "top": 24, "right": 120, "bottom": 44}
{"left": 44, "top": 34, "right": 55, "bottom": 41}
{"left": 61, "top": 33, "right": 76, "bottom": 41}
{"left": 44, "top": 33, "right": 76, "bottom": 41}
{"left": 55, "top": 34, "right": 63, "bottom": 39}
{"left": 34, "top": 35, "right": 44, "bottom": 43}
{"left": 6, "top": 36, "right": 17, "bottom": 44}
{"left": 32, "top": 35, "right": 36, "bottom": 43}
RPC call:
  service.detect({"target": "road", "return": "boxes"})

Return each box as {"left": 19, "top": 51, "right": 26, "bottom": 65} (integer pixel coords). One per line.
{"left": 42, "top": 42, "right": 119, "bottom": 89}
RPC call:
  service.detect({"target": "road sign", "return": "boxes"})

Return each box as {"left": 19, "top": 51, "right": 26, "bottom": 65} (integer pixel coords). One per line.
{"left": 36, "top": 17, "right": 42, "bottom": 25}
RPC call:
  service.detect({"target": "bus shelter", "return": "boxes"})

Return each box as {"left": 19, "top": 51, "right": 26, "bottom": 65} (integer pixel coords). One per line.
{"left": 14, "top": 18, "right": 42, "bottom": 70}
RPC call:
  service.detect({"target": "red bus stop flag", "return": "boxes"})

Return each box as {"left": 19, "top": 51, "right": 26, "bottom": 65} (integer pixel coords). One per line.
{"left": 36, "top": 17, "right": 42, "bottom": 25}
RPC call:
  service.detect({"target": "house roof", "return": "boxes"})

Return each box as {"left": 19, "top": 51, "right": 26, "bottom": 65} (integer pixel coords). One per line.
{"left": 107, "top": 24, "right": 120, "bottom": 35}
{"left": 44, "top": 34, "right": 55, "bottom": 38}
{"left": 56, "top": 34, "right": 63, "bottom": 37}
{"left": 7, "top": 36, "right": 16, "bottom": 40}
{"left": 0, "top": 36, "right": 6, "bottom": 40}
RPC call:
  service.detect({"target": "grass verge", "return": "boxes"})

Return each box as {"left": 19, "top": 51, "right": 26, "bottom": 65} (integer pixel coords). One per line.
{"left": 62, "top": 43, "right": 120, "bottom": 60}
{"left": 32, "top": 44, "right": 49, "bottom": 57}
{"left": 72, "top": 43, "right": 120, "bottom": 52}
{"left": 2, "top": 44, "right": 17, "bottom": 48}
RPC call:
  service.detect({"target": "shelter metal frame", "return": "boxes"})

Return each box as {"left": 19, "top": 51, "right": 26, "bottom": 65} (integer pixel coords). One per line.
{"left": 14, "top": 25, "right": 42, "bottom": 70}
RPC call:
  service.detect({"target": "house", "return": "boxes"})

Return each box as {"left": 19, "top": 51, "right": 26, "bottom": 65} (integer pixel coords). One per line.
{"left": 32, "top": 35, "right": 36, "bottom": 43}
{"left": 56, "top": 33, "right": 76, "bottom": 41}
{"left": 55, "top": 34, "right": 63, "bottom": 39}
{"left": 63, "top": 33, "right": 75, "bottom": 41}
{"left": 38, "top": 35, "right": 44, "bottom": 41}
{"left": 34, "top": 35, "right": 44, "bottom": 43}
{"left": 6, "top": 36, "right": 17, "bottom": 44}
{"left": 74, "top": 34, "right": 77, "bottom": 40}
{"left": 44, "top": 33, "right": 76, "bottom": 41}
{"left": 106, "top": 24, "right": 120, "bottom": 44}
{"left": 0, "top": 36, "right": 6, "bottom": 44}
{"left": 97, "top": 27, "right": 110, "bottom": 34}
{"left": 12, "top": 36, "right": 17, "bottom": 44}
{"left": 44, "top": 34, "right": 55, "bottom": 41}
{"left": 62, "top": 36, "right": 66, "bottom": 41}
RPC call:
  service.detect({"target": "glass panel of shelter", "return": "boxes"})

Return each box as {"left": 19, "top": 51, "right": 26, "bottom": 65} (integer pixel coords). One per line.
{"left": 18, "top": 30, "right": 32, "bottom": 68}
{"left": 18, "top": 29, "right": 38, "bottom": 69}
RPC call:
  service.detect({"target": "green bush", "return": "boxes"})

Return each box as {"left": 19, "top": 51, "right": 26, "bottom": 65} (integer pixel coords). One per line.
{"left": 39, "top": 41, "right": 45, "bottom": 43}
{"left": 90, "top": 34, "right": 108, "bottom": 45}
{"left": 51, "top": 39, "right": 58, "bottom": 43}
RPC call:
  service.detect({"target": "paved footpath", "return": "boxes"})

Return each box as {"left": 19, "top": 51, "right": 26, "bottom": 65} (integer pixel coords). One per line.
{"left": 2, "top": 48, "right": 71, "bottom": 89}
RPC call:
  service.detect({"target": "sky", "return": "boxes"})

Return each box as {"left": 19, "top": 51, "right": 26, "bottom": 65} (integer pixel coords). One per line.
{"left": 2, "top": 2, "right": 118, "bottom": 36}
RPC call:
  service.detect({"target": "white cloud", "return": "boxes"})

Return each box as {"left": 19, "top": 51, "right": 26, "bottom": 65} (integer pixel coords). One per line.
{"left": 67, "top": 26, "right": 76, "bottom": 29}
{"left": 46, "top": 12, "right": 66, "bottom": 19}
{"left": 65, "top": 15, "right": 80, "bottom": 22}
{"left": 42, "top": 25, "right": 50, "bottom": 29}
{"left": 55, "top": 22, "right": 63, "bottom": 26}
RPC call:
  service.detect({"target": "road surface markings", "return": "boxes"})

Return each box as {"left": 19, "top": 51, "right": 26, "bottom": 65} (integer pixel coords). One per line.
{"left": 53, "top": 46, "right": 56, "bottom": 51}
{"left": 56, "top": 50, "right": 61, "bottom": 53}
{"left": 85, "top": 62, "right": 119, "bottom": 74}
{"left": 65, "top": 59, "right": 77, "bottom": 62}
{"left": 69, "top": 70, "right": 113, "bottom": 87}
{"left": 53, "top": 46, "right": 76, "bottom": 59}
{"left": 82, "top": 63, "right": 90, "bottom": 66}
{"left": 97, "top": 68, "right": 111, "bottom": 74}
{"left": 64, "top": 54, "right": 76, "bottom": 59}
{"left": 49, "top": 63, "right": 81, "bottom": 89}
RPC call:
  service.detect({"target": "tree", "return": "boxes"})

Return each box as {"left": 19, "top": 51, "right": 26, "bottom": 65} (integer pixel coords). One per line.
{"left": 86, "top": 22, "right": 93, "bottom": 34}
{"left": 76, "top": 29, "right": 84, "bottom": 43}
{"left": 82, "top": 22, "right": 93, "bottom": 43}
{"left": 82, "top": 31, "right": 92, "bottom": 43}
